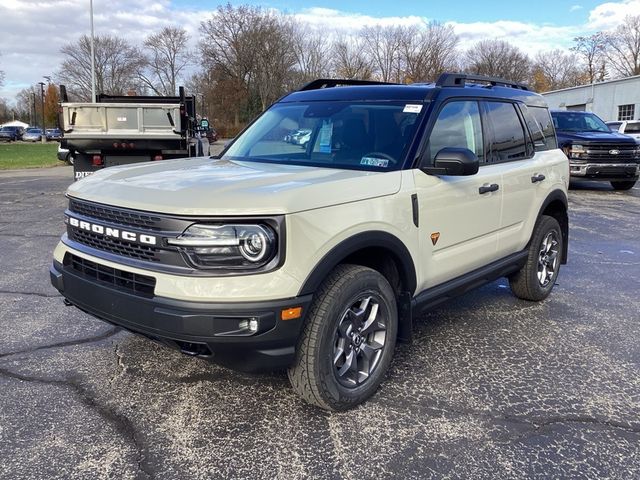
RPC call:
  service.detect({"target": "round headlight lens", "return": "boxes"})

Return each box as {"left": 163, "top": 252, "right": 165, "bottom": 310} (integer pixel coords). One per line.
{"left": 238, "top": 227, "right": 270, "bottom": 262}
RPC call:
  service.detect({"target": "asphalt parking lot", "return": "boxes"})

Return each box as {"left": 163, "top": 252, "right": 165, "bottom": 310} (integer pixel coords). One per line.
{"left": 0, "top": 165, "right": 638, "bottom": 479}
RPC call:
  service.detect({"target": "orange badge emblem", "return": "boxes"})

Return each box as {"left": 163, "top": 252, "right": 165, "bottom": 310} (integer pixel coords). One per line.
{"left": 430, "top": 232, "right": 440, "bottom": 246}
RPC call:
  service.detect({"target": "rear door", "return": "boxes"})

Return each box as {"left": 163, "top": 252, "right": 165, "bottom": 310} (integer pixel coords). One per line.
{"left": 481, "top": 101, "right": 541, "bottom": 256}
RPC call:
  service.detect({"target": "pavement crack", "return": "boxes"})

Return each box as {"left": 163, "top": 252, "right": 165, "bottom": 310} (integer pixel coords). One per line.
{"left": 0, "top": 233, "right": 62, "bottom": 238}
{"left": 0, "top": 289, "right": 61, "bottom": 298}
{"left": 110, "top": 343, "right": 126, "bottom": 385}
{"left": 0, "top": 366, "right": 154, "bottom": 479}
{"left": 0, "top": 327, "right": 121, "bottom": 359}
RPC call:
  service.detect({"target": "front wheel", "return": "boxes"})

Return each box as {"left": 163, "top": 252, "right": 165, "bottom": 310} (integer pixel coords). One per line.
{"left": 611, "top": 180, "right": 636, "bottom": 191}
{"left": 288, "top": 264, "right": 397, "bottom": 411}
{"left": 509, "top": 215, "right": 563, "bottom": 301}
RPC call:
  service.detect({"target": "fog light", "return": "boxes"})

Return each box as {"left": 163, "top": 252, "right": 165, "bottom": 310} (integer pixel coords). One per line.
{"left": 239, "top": 318, "right": 259, "bottom": 333}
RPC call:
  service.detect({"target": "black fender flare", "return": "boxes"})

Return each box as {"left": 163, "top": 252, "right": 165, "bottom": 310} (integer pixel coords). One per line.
{"left": 298, "top": 231, "right": 417, "bottom": 297}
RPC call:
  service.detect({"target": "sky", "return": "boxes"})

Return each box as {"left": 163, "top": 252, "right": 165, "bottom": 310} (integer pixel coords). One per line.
{"left": 1, "top": 0, "right": 639, "bottom": 104}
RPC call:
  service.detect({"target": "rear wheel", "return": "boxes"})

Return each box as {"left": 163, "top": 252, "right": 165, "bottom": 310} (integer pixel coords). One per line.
{"left": 611, "top": 180, "right": 636, "bottom": 191}
{"left": 509, "top": 215, "right": 563, "bottom": 301}
{"left": 288, "top": 264, "right": 397, "bottom": 411}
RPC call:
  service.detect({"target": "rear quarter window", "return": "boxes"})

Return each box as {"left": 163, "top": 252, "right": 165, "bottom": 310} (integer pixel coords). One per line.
{"left": 528, "top": 107, "right": 558, "bottom": 152}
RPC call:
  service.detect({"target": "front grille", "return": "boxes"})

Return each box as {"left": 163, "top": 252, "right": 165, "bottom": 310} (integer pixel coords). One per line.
{"left": 69, "top": 228, "right": 159, "bottom": 262}
{"left": 69, "top": 199, "right": 163, "bottom": 230}
{"left": 65, "top": 253, "right": 156, "bottom": 297}
{"left": 585, "top": 144, "right": 638, "bottom": 161}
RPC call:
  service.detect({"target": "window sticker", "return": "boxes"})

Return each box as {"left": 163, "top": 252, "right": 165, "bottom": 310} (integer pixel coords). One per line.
{"left": 360, "top": 157, "right": 389, "bottom": 168}
{"left": 318, "top": 120, "right": 332, "bottom": 153}
{"left": 403, "top": 104, "right": 423, "bottom": 114}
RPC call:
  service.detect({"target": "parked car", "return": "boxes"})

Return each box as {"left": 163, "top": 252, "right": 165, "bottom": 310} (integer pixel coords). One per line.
{"left": 606, "top": 120, "right": 640, "bottom": 143}
{"left": 51, "top": 73, "right": 569, "bottom": 411}
{"left": 57, "top": 144, "right": 74, "bottom": 164}
{"left": 46, "top": 128, "right": 63, "bottom": 141}
{"left": 552, "top": 110, "right": 639, "bottom": 190}
{"left": 0, "top": 125, "right": 24, "bottom": 141}
{"left": 23, "top": 128, "right": 44, "bottom": 142}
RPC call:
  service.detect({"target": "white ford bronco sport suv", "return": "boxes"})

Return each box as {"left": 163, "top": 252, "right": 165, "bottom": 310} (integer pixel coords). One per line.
{"left": 50, "top": 74, "right": 569, "bottom": 411}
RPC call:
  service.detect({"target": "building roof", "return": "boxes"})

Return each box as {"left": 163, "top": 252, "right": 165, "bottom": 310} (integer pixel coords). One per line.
{"left": 0, "top": 120, "right": 29, "bottom": 128}
{"left": 542, "top": 75, "right": 640, "bottom": 95}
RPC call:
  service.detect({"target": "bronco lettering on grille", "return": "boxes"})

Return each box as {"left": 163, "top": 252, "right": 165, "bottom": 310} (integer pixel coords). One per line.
{"left": 67, "top": 216, "right": 158, "bottom": 245}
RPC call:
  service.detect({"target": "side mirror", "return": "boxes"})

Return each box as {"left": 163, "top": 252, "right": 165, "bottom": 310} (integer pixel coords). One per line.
{"left": 422, "top": 147, "right": 479, "bottom": 176}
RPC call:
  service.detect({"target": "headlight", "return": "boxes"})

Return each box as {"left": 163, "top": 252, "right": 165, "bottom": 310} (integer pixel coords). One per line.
{"left": 168, "top": 223, "right": 277, "bottom": 270}
{"left": 568, "top": 144, "right": 587, "bottom": 159}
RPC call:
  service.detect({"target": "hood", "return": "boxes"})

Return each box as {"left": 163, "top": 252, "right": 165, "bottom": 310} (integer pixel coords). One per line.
{"left": 67, "top": 157, "right": 402, "bottom": 215}
{"left": 556, "top": 130, "right": 638, "bottom": 144}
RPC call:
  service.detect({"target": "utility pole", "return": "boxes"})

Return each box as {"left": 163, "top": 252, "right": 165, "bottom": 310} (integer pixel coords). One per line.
{"left": 38, "top": 82, "right": 46, "bottom": 143}
{"left": 90, "top": 0, "right": 96, "bottom": 103}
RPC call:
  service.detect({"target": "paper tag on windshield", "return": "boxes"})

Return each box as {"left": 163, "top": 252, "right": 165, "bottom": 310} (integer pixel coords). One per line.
{"left": 318, "top": 120, "right": 332, "bottom": 153}
{"left": 361, "top": 157, "right": 389, "bottom": 168}
{"left": 403, "top": 104, "right": 422, "bottom": 114}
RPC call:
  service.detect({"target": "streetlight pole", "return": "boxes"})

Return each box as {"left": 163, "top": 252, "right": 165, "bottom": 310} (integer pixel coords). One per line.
{"left": 38, "top": 82, "right": 46, "bottom": 143}
{"left": 90, "top": 0, "right": 96, "bottom": 103}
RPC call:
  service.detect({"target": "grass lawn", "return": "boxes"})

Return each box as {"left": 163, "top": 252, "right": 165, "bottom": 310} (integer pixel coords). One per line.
{"left": 0, "top": 142, "right": 64, "bottom": 170}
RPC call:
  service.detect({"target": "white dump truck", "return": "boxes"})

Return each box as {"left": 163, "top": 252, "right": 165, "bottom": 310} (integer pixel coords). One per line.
{"left": 59, "top": 86, "right": 205, "bottom": 180}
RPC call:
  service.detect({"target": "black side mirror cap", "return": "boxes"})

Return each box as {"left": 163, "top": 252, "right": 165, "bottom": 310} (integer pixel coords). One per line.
{"left": 422, "top": 147, "right": 479, "bottom": 176}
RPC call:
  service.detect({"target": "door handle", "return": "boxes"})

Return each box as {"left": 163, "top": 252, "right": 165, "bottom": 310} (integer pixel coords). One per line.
{"left": 531, "top": 174, "right": 546, "bottom": 183}
{"left": 479, "top": 183, "right": 499, "bottom": 194}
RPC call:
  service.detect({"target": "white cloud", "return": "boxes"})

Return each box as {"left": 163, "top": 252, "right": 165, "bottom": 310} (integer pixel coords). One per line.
{"left": 570, "top": 4, "right": 583, "bottom": 11}
{"left": 1, "top": 0, "right": 638, "bottom": 105}
{"left": 587, "top": 0, "right": 640, "bottom": 29}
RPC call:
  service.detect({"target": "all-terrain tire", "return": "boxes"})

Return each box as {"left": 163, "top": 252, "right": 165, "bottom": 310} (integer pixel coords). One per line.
{"left": 509, "top": 215, "right": 563, "bottom": 301}
{"left": 288, "top": 264, "right": 397, "bottom": 411}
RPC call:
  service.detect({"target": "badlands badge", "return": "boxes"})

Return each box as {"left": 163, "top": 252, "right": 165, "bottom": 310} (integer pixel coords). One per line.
{"left": 430, "top": 232, "right": 440, "bottom": 246}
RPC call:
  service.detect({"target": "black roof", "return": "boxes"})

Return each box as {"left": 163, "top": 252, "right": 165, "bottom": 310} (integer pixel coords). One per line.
{"left": 282, "top": 73, "right": 548, "bottom": 108}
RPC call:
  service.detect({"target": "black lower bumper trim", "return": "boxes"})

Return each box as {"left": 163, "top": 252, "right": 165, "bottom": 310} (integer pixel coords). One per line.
{"left": 51, "top": 260, "right": 312, "bottom": 371}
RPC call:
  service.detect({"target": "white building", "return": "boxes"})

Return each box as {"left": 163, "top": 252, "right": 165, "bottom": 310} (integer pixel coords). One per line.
{"left": 542, "top": 75, "right": 640, "bottom": 122}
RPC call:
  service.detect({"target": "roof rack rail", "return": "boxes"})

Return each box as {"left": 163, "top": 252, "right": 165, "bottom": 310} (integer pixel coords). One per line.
{"left": 436, "top": 73, "right": 529, "bottom": 91}
{"left": 299, "top": 78, "right": 399, "bottom": 91}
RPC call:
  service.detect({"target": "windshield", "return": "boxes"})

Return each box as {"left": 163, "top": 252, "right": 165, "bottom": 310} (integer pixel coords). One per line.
{"left": 222, "top": 101, "right": 423, "bottom": 171}
{"left": 552, "top": 111, "right": 610, "bottom": 132}
{"left": 27, "top": 128, "right": 41, "bottom": 133}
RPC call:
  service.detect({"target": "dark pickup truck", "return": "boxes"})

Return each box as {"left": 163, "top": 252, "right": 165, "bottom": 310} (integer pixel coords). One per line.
{"left": 551, "top": 110, "right": 639, "bottom": 190}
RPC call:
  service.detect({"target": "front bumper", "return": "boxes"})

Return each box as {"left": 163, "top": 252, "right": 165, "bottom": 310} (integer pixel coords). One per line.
{"left": 50, "top": 260, "right": 312, "bottom": 372}
{"left": 569, "top": 162, "right": 639, "bottom": 181}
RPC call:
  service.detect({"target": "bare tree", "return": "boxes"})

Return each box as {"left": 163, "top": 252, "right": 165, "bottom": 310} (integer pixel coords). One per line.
{"left": 605, "top": 14, "right": 640, "bottom": 77}
{"left": 332, "top": 36, "right": 374, "bottom": 79}
{"left": 531, "top": 49, "right": 585, "bottom": 92}
{"left": 399, "top": 22, "right": 459, "bottom": 83}
{"left": 360, "top": 25, "right": 403, "bottom": 82}
{"left": 253, "top": 16, "right": 298, "bottom": 110}
{"left": 290, "top": 25, "right": 332, "bottom": 84}
{"left": 138, "top": 27, "right": 192, "bottom": 96}
{"left": 57, "top": 34, "right": 144, "bottom": 100}
{"left": 464, "top": 39, "right": 532, "bottom": 84}
{"left": 571, "top": 33, "right": 608, "bottom": 83}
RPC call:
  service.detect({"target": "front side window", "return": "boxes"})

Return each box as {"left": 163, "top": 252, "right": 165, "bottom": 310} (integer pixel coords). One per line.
{"left": 425, "top": 100, "right": 484, "bottom": 163}
{"left": 223, "top": 101, "right": 422, "bottom": 172}
{"left": 484, "top": 101, "right": 527, "bottom": 162}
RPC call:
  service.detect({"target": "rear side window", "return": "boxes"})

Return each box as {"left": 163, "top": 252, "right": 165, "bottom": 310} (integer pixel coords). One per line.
{"left": 426, "top": 100, "right": 484, "bottom": 163}
{"left": 484, "top": 102, "right": 527, "bottom": 162}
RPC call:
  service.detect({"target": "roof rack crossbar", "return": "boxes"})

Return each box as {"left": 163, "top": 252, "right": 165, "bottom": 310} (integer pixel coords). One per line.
{"left": 436, "top": 73, "right": 529, "bottom": 91}
{"left": 299, "top": 78, "right": 399, "bottom": 91}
